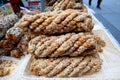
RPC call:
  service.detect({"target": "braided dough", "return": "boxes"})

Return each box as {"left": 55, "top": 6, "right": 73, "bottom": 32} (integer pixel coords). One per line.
{"left": 0, "top": 14, "right": 18, "bottom": 39}
{"left": 29, "top": 53, "right": 102, "bottom": 77}
{"left": 53, "top": 0, "right": 76, "bottom": 10}
{"left": 6, "top": 26, "right": 23, "bottom": 43}
{"left": 0, "top": 39, "right": 15, "bottom": 51}
{"left": 19, "top": 10, "right": 94, "bottom": 35}
{"left": 28, "top": 33, "right": 100, "bottom": 57}
{"left": 53, "top": 0, "right": 87, "bottom": 12}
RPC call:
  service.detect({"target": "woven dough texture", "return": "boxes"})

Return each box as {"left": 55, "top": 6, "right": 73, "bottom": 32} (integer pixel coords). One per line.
{"left": 0, "top": 14, "right": 18, "bottom": 39}
{"left": 19, "top": 10, "right": 94, "bottom": 35}
{"left": 29, "top": 53, "right": 102, "bottom": 77}
{"left": 53, "top": 0, "right": 86, "bottom": 12}
{"left": 28, "top": 32, "right": 105, "bottom": 57}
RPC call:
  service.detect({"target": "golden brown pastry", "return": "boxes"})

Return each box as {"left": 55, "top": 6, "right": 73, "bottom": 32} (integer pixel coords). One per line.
{"left": 0, "top": 39, "right": 14, "bottom": 51}
{"left": 0, "top": 14, "right": 18, "bottom": 39}
{"left": 53, "top": 0, "right": 87, "bottom": 12}
{"left": 6, "top": 26, "right": 23, "bottom": 43}
{"left": 10, "top": 48, "right": 23, "bottom": 58}
{"left": 29, "top": 53, "right": 102, "bottom": 77}
{"left": 19, "top": 10, "right": 94, "bottom": 35}
{"left": 53, "top": 0, "right": 75, "bottom": 10}
{"left": 0, "top": 60, "right": 18, "bottom": 77}
{"left": 28, "top": 33, "right": 99, "bottom": 57}
{"left": 17, "top": 30, "right": 39, "bottom": 53}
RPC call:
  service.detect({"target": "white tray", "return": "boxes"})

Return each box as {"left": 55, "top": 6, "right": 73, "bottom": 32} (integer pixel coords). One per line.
{"left": 18, "top": 29, "right": 120, "bottom": 80}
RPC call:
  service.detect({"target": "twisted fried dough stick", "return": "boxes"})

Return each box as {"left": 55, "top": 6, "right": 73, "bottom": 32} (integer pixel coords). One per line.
{"left": 29, "top": 53, "right": 102, "bottom": 77}
{"left": 28, "top": 33, "right": 98, "bottom": 57}
{"left": 19, "top": 10, "right": 93, "bottom": 35}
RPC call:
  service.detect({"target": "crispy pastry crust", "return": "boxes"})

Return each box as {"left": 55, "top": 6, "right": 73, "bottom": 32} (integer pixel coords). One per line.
{"left": 19, "top": 10, "right": 93, "bottom": 35}
{"left": 0, "top": 60, "right": 18, "bottom": 77}
{"left": 28, "top": 33, "right": 99, "bottom": 57}
{"left": 29, "top": 53, "right": 102, "bottom": 77}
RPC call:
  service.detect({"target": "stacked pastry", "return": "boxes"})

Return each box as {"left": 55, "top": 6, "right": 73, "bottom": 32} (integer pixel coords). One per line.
{"left": 27, "top": 33, "right": 104, "bottom": 77}
{"left": 17, "top": 9, "right": 105, "bottom": 77}
{"left": 28, "top": 33, "right": 105, "bottom": 58}
{"left": 30, "top": 53, "right": 102, "bottom": 77}
{"left": 45, "top": 0, "right": 83, "bottom": 6}
{"left": 0, "top": 22, "right": 23, "bottom": 58}
{"left": 0, "top": 19, "right": 35, "bottom": 58}
{"left": 0, "top": 14, "right": 40, "bottom": 58}
{"left": 0, "top": 14, "right": 22, "bottom": 58}
{"left": 19, "top": 10, "right": 94, "bottom": 35}
{"left": 0, "top": 25, "right": 37, "bottom": 58}
{"left": 53, "top": 0, "right": 87, "bottom": 12}
{"left": 28, "top": 36, "right": 104, "bottom": 77}
{"left": 45, "top": 0, "right": 86, "bottom": 12}
{"left": 0, "top": 14, "right": 18, "bottom": 39}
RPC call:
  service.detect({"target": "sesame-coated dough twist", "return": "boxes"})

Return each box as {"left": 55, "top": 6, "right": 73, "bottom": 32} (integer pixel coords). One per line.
{"left": 53, "top": 0, "right": 75, "bottom": 10}
{"left": 6, "top": 23, "right": 23, "bottom": 43}
{"left": 29, "top": 53, "right": 102, "bottom": 77}
{"left": 52, "top": 0, "right": 87, "bottom": 12}
{"left": 19, "top": 10, "right": 94, "bottom": 35}
{"left": 0, "top": 14, "right": 18, "bottom": 38}
{"left": 28, "top": 33, "right": 98, "bottom": 57}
